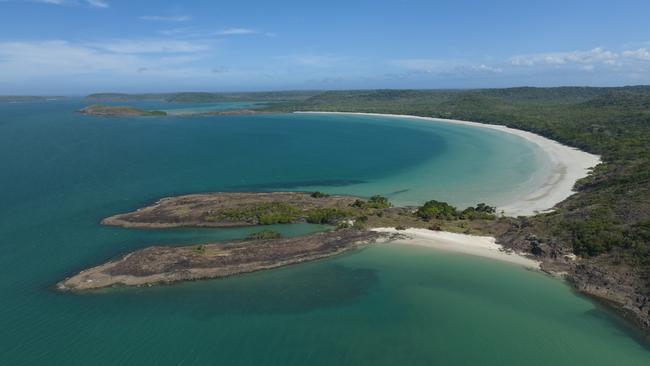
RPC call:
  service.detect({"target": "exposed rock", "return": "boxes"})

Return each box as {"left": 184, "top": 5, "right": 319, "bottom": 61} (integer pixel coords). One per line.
{"left": 102, "top": 192, "right": 360, "bottom": 228}
{"left": 57, "top": 230, "right": 388, "bottom": 291}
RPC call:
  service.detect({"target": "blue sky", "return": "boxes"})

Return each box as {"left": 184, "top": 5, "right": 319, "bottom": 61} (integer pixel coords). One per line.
{"left": 1, "top": 0, "right": 650, "bottom": 94}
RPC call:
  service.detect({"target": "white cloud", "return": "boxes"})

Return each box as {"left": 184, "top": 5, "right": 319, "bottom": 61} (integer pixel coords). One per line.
{"left": 0, "top": 40, "right": 137, "bottom": 76}
{"left": 0, "top": 39, "right": 218, "bottom": 83}
{"left": 509, "top": 47, "right": 620, "bottom": 67}
{"left": 390, "top": 59, "right": 453, "bottom": 73}
{"left": 215, "top": 28, "right": 258, "bottom": 35}
{"left": 470, "top": 64, "right": 503, "bottom": 73}
{"left": 622, "top": 48, "right": 650, "bottom": 61}
{"left": 32, "top": 0, "right": 109, "bottom": 7}
{"left": 85, "top": 0, "right": 107, "bottom": 8}
{"left": 275, "top": 54, "right": 346, "bottom": 67}
{"left": 139, "top": 15, "right": 191, "bottom": 22}
{"left": 389, "top": 59, "right": 502, "bottom": 75}
{"left": 159, "top": 27, "right": 195, "bottom": 36}
{"left": 34, "top": 0, "right": 66, "bottom": 4}
{"left": 88, "top": 39, "right": 210, "bottom": 54}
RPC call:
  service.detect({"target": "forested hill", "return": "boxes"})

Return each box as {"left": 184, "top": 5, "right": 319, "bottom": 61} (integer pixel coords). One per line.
{"left": 266, "top": 86, "right": 650, "bottom": 326}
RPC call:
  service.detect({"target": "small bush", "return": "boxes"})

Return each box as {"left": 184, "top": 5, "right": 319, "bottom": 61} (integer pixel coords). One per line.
{"left": 351, "top": 195, "right": 392, "bottom": 209}
{"left": 306, "top": 208, "right": 353, "bottom": 224}
{"left": 247, "top": 230, "right": 282, "bottom": 240}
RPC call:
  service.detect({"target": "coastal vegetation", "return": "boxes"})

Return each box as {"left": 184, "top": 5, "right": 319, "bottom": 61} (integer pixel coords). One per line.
{"left": 306, "top": 208, "right": 354, "bottom": 224}
{"left": 352, "top": 195, "right": 392, "bottom": 209}
{"left": 247, "top": 230, "right": 282, "bottom": 240}
{"left": 220, "top": 202, "right": 300, "bottom": 225}
{"left": 415, "top": 200, "right": 496, "bottom": 221}
{"left": 101, "top": 192, "right": 361, "bottom": 228}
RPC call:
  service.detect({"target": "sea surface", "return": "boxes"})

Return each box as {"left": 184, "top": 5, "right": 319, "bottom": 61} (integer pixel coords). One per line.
{"left": 0, "top": 99, "right": 648, "bottom": 365}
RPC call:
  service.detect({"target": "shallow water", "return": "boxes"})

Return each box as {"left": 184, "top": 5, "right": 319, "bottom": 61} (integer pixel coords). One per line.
{"left": 0, "top": 100, "right": 647, "bottom": 365}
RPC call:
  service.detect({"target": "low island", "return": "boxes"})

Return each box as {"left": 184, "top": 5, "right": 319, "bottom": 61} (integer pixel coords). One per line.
{"left": 80, "top": 104, "right": 167, "bottom": 117}
{"left": 57, "top": 229, "right": 388, "bottom": 291}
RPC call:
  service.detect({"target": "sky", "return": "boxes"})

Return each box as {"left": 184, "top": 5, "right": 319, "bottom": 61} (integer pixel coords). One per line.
{"left": 1, "top": 0, "right": 650, "bottom": 94}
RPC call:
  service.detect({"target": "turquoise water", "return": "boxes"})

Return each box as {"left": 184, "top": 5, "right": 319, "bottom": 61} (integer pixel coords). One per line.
{"left": 0, "top": 100, "right": 648, "bottom": 365}
{"left": 160, "top": 102, "right": 266, "bottom": 116}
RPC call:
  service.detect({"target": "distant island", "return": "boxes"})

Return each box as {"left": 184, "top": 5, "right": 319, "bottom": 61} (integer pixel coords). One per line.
{"left": 0, "top": 96, "right": 66, "bottom": 103}
{"left": 80, "top": 105, "right": 167, "bottom": 117}
{"left": 86, "top": 91, "right": 318, "bottom": 103}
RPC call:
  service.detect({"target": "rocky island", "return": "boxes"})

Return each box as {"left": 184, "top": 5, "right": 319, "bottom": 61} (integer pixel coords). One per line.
{"left": 57, "top": 229, "right": 387, "bottom": 291}
{"left": 59, "top": 192, "right": 398, "bottom": 291}
{"left": 80, "top": 104, "right": 167, "bottom": 117}
{"left": 102, "top": 192, "right": 365, "bottom": 228}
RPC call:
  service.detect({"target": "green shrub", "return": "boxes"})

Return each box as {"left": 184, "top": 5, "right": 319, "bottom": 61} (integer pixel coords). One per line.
{"left": 247, "top": 230, "right": 282, "bottom": 240}
{"left": 306, "top": 208, "right": 353, "bottom": 224}
{"left": 223, "top": 202, "right": 300, "bottom": 225}
{"left": 460, "top": 203, "right": 496, "bottom": 220}
{"left": 351, "top": 195, "right": 392, "bottom": 209}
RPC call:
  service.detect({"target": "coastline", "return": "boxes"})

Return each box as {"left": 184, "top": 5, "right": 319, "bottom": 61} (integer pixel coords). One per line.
{"left": 372, "top": 227, "right": 541, "bottom": 270}
{"left": 295, "top": 111, "right": 601, "bottom": 217}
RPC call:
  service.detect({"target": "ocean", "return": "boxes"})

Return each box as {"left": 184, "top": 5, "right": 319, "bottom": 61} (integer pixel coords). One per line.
{"left": 0, "top": 99, "right": 647, "bottom": 365}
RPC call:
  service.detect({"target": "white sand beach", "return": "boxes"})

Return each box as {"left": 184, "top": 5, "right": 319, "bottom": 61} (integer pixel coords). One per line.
{"left": 295, "top": 111, "right": 601, "bottom": 217}
{"left": 372, "top": 227, "right": 541, "bottom": 270}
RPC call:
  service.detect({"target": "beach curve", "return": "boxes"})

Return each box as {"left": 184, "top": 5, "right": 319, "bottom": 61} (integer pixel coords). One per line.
{"left": 372, "top": 227, "right": 541, "bottom": 270}
{"left": 295, "top": 111, "right": 601, "bottom": 217}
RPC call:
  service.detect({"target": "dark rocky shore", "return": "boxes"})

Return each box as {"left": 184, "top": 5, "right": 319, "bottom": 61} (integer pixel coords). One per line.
{"left": 101, "top": 192, "right": 361, "bottom": 228}
{"left": 57, "top": 230, "right": 389, "bottom": 291}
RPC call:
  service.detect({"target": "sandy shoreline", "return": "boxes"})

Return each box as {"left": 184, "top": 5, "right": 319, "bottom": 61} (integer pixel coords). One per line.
{"left": 295, "top": 111, "right": 601, "bottom": 217}
{"left": 372, "top": 227, "right": 541, "bottom": 270}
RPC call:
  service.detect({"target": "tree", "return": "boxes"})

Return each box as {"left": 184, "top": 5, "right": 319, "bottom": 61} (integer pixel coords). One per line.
{"left": 416, "top": 200, "right": 459, "bottom": 220}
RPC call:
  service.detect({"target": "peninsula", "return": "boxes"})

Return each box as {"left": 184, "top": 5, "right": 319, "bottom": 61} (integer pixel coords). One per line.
{"left": 58, "top": 192, "right": 511, "bottom": 292}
